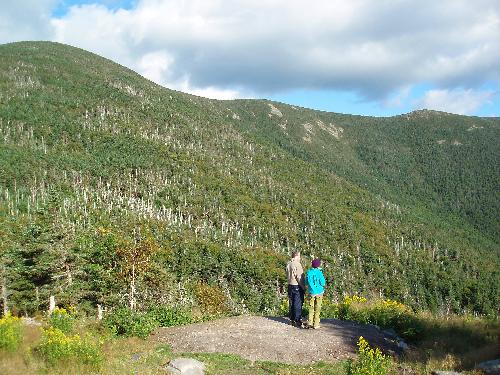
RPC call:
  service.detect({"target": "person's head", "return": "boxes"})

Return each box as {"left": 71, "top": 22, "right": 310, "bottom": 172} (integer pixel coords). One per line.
{"left": 312, "top": 258, "right": 321, "bottom": 268}
{"left": 291, "top": 251, "right": 300, "bottom": 260}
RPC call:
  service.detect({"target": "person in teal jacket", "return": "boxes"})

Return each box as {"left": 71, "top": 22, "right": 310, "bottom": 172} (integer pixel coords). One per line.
{"left": 306, "top": 258, "right": 326, "bottom": 329}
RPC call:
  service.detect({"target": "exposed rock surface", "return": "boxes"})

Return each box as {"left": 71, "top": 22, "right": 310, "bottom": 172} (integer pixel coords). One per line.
{"left": 153, "top": 315, "right": 402, "bottom": 365}
{"left": 476, "top": 359, "right": 500, "bottom": 375}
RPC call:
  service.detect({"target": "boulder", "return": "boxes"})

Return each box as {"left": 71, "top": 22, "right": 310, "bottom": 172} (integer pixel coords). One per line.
{"left": 164, "top": 358, "right": 206, "bottom": 375}
{"left": 476, "top": 359, "right": 500, "bottom": 375}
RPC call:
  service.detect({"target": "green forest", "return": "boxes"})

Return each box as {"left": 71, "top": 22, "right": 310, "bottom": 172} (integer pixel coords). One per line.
{"left": 0, "top": 41, "right": 499, "bottom": 320}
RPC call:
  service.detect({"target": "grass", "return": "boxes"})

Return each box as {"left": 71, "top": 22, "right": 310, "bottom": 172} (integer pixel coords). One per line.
{"left": 400, "top": 313, "right": 500, "bottom": 374}
{"left": 315, "top": 295, "right": 500, "bottom": 373}
{"left": 167, "top": 350, "right": 346, "bottom": 375}
{"left": 0, "top": 325, "right": 347, "bottom": 374}
{"left": 0, "top": 311, "right": 498, "bottom": 374}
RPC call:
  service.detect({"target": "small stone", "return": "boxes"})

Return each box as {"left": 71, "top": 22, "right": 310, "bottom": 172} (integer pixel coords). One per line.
{"left": 164, "top": 358, "right": 206, "bottom": 375}
{"left": 397, "top": 340, "right": 409, "bottom": 351}
{"left": 476, "top": 359, "right": 500, "bottom": 375}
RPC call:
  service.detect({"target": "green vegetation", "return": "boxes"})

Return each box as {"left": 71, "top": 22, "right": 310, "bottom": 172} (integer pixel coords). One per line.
{"left": 147, "top": 305, "right": 193, "bottom": 327}
{"left": 48, "top": 307, "right": 76, "bottom": 334}
{"left": 103, "top": 307, "right": 159, "bottom": 339}
{"left": 346, "top": 336, "right": 394, "bottom": 375}
{"left": 321, "top": 296, "right": 499, "bottom": 365}
{"left": 1, "top": 311, "right": 496, "bottom": 374}
{"left": 0, "top": 313, "right": 22, "bottom": 350}
{"left": 0, "top": 321, "right": 348, "bottom": 375}
{"left": 35, "top": 326, "right": 103, "bottom": 367}
{"left": 0, "top": 40, "right": 498, "bottom": 333}
{"left": 320, "top": 296, "right": 421, "bottom": 340}
{"left": 34, "top": 307, "right": 103, "bottom": 368}
{"left": 102, "top": 306, "right": 194, "bottom": 339}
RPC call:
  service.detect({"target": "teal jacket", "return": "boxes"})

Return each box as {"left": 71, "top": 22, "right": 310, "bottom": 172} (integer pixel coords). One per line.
{"left": 306, "top": 268, "right": 326, "bottom": 296}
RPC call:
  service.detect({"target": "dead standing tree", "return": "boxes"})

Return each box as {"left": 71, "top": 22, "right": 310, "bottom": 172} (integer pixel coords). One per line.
{"left": 116, "top": 235, "right": 158, "bottom": 311}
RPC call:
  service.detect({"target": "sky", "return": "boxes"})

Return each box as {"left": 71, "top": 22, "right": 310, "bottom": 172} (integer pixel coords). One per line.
{"left": 1, "top": 0, "right": 499, "bottom": 117}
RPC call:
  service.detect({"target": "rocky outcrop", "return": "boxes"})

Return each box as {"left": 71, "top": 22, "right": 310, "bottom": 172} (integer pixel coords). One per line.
{"left": 476, "top": 359, "right": 500, "bottom": 375}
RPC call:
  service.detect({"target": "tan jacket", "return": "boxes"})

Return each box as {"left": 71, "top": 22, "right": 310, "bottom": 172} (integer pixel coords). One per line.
{"left": 286, "top": 258, "right": 305, "bottom": 289}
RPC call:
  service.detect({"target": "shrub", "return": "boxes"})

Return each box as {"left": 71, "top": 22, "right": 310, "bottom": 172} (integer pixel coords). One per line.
{"left": 321, "top": 297, "right": 340, "bottom": 318}
{"left": 103, "top": 307, "right": 158, "bottom": 339}
{"left": 341, "top": 295, "right": 368, "bottom": 321}
{"left": 148, "top": 306, "right": 192, "bottom": 327}
{"left": 35, "top": 326, "right": 103, "bottom": 367}
{"left": 279, "top": 298, "right": 289, "bottom": 316}
{"left": 0, "top": 313, "right": 23, "bottom": 351}
{"left": 49, "top": 307, "right": 75, "bottom": 334}
{"left": 194, "top": 282, "right": 229, "bottom": 315}
{"left": 322, "top": 296, "right": 422, "bottom": 341}
{"left": 368, "top": 299, "right": 408, "bottom": 327}
{"left": 346, "top": 336, "right": 393, "bottom": 375}
{"left": 369, "top": 300, "right": 423, "bottom": 339}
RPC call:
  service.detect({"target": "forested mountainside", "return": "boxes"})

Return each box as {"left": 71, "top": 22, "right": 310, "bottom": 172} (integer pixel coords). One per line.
{"left": 223, "top": 101, "right": 500, "bottom": 242}
{"left": 0, "top": 41, "right": 498, "bottom": 317}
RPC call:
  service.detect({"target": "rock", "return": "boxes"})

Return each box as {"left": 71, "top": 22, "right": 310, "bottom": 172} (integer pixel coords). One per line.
{"left": 164, "top": 358, "right": 206, "bottom": 375}
{"left": 397, "top": 340, "right": 409, "bottom": 351}
{"left": 431, "top": 371, "right": 462, "bottom": 375}
{"left": 21, "top": 317, "right": 42, "bottom": 326}
{"left": 476, "top": 359, "right": 500, "bottom": 375}
{"left": 131, "top": 353, "right": 142, "bottom": 361}
{"left": 382, "top": 328, "right": 398, "bottom": 338}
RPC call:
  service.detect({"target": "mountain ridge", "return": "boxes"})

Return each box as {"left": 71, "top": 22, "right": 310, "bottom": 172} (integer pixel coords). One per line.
{"left": 0, "top": 41, "right": 498, "bottom": 317}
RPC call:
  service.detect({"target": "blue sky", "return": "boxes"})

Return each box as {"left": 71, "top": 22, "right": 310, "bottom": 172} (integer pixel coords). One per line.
{"left": 52, "top": 0, "right": 137, "bottom": 17}
{"left": 270, "top": 84, "right": 499, "bottom": 117}
{"left": 2, "top": 0, "right": 499, "bottom": 117}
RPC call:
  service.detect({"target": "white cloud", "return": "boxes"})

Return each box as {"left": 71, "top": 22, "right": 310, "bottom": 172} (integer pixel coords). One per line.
{"left": 2, "top": 0, "right": 500, "bottom": 107}
{"left": 0, "top": 0, "right": 56, "bottom": 43}
{"left": 177, "top": 82, "right": 243, "bottom": 100}
{"left": 137, "top": 50, "right": 174, "bottom": 84}
{"left": 51, "top": 4, "right": 134, "bottom": 67}
{"left": 415, "top": 88, "right": 494, "bottom": 115}
{"left": 136, "top": 51, "right": 242, "bottom": 99}
{"left": 383, "top": 86, "right": 412, "bottom": 109}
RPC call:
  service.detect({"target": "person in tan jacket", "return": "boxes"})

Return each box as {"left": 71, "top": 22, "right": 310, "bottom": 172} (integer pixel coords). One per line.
{"left": 286, "top": 251, "right": 306, "bottom": 327}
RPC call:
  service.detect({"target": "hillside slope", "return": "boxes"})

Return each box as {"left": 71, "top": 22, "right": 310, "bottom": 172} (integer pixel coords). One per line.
{"left": 0, "top": 41, "right": 498, "bottom": 316}
{"left": 221, "top": 100, "right": 500, "bottom": 241}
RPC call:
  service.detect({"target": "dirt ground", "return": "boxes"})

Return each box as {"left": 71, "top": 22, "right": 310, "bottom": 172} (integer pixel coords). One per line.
{"left": 153, "top": 315, "right": 402, "bottom": 364}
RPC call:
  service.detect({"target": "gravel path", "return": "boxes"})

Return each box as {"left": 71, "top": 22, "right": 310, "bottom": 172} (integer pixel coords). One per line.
{"left": 153, "top": 316, "right": 402, "bottom": 364}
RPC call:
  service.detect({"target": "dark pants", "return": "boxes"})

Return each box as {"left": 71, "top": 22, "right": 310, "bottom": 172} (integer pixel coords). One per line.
{"left": 288, "top": 285, "right": 304, "bottom": 323}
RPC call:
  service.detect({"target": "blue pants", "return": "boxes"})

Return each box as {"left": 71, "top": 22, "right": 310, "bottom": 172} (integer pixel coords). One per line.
{"left": 288, "top": 285, "right": 304, "bottom": 323}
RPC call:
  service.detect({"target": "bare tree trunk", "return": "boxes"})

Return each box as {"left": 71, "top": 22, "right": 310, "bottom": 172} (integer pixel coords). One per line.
{"left": 130, "top": 263, "right": 136, "bottom": 311}
{"left": 1, "top": 276, "right": 8, "bottom": 316}
{"left": 66, "top": 264, "right": 72, "bottom": 285}
{"left": 97, "top": 304, "right": 103, "bottom": 320}
{"left": 49, "top": 295, "right": 56, "bottom": 314}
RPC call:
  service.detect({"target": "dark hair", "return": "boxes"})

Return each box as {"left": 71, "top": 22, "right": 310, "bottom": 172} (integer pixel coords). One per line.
{"left": 291, "top": 251, "right": 300, "bottom": 258}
